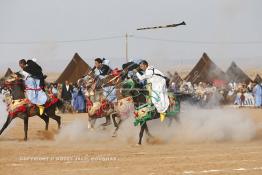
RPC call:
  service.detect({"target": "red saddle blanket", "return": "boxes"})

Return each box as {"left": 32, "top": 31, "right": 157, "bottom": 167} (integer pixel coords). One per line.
{"left": 44, "top": 95, "right": 59, "bottom": 108}
{"left": 8, "top": 95, "right": 59, "bottom": 118}
{"left": 86, "top": 98, "right": 110, "bottom": 117}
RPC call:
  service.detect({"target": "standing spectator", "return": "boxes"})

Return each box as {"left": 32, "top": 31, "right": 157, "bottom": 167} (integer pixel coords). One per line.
{"left": 61, "top": 81, "right": 73, "bottom": 103}
{"left": 240, "top": 89, "right": 245, "bottom": 107}
{"left": 57, "top": 83, "right": 62, "bottom": 99}
{"left": 72, "top": 86, "right": 85, "bottom": 113}
{"left": 253, "top": 81, "right": 262, "bottom": 107}
{"left": 51, "top": 83, "right": 58, "bottom": 97}
{"left": 247, "top": 81, "right": 253, "bottom": 93}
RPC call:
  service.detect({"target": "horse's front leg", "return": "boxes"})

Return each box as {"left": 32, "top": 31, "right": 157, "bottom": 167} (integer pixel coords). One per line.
{"left": 88, "top": 116, "right": 96, "bottom": 130}
{"left": 144, "top": 122, "right": 153, "bottom": 138}
{"left": 138, "top": 122, "right": 147, "bottom": 145}
{"left": 23, "top": 114, "right": 29, "bottom": 141}
{"left": 111, "top": 112, "right": 119, "bottom": 127}
{"left": 87, "top": 114, "right": 92, "bottom": 129}
{"left": 167, "top": 117, "right": 173, "bottom": 127}
{"left": 112, "top": 119, "right": 122, "bottom": 137}
{"left": 39, "top": 114, "right": 49, "bottom": 130}
{"left": 101, "top": 115, "right": 112, "bottom": 126}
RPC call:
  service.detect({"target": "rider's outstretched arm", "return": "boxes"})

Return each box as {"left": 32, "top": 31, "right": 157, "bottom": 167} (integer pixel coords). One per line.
{"left": 136, "top": 69, "right": 153, "bottom": 81}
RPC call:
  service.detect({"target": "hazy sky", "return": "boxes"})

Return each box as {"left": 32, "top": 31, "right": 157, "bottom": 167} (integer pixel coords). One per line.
{"left": 0, "top": 0, "right": 262, "bottom": 74}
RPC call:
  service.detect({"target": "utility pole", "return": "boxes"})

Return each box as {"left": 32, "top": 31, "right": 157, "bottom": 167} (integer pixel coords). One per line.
{"left": 125, "top": 33, "right": 128, "bottom": 62}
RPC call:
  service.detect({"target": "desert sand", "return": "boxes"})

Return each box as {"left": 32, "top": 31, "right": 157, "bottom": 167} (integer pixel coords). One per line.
{"left": 0, "top": 107, "right": 262, "bottom": 175}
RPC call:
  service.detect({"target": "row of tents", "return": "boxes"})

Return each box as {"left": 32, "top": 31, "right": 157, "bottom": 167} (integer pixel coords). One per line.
{"left": 3, "top": 52, "right": 262, "bottom": 85}
{"left": 184, "top": 52, "right": 259, "bottom": 85}
{"left": 2, "top": 53, "right": 93, "bottom": 84}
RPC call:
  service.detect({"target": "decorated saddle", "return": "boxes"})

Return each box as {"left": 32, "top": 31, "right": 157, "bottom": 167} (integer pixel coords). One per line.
{"left": 133, "top": 92, "right": 180, "bottom": 126}
{"left": 86, "top": 98, "right": 112, "bottom": 117}
{"left": 7, "top": 95, "right": 59, "bottom": 118}
{"left": 116, "top": 96, "right": 134, "bottom": 120}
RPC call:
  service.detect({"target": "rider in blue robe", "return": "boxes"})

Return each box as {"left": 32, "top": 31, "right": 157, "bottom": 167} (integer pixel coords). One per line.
{"left": 19, "top": 59, "right": 47, "bottom": 115}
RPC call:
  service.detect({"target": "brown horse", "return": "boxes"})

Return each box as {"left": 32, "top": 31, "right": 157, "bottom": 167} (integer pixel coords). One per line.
{"left": 78, "top": 74, "right": 118, "bottom": 129}
{"left": 0, "top": 73, "right": 64, "bottom": 140}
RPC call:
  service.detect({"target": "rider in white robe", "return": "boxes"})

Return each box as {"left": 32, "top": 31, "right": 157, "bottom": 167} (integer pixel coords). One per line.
{"left": 134, "top": 60, "right": 169, "bottom": 122}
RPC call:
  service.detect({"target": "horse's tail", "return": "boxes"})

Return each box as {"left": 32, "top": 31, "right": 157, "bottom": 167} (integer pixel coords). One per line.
{"left": 44, "top": 96, "right": 65, "bottom": 112}
{"left": 55, "top": 98, "right": 64, "bottom": 110}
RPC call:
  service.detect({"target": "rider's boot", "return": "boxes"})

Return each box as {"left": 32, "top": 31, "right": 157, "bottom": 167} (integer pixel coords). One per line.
{"left": 160, "top": 112, "right": 166, "bottom": 122}
{"left": 37, "top": 105, "right": 45, "bottom": 115}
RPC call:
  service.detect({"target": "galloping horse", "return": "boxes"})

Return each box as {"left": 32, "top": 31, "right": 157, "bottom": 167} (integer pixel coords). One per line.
{"left": 0, "top": 73, "right": 64, "bottom": 140}
{"left": 118, "top": 77, "right": 181, "bottom": 145}
{"left": 82, "top": 66, "right": 180, "bottom": 145}
{"left": 78, "top": 73, "right": 121, "bottom": 129}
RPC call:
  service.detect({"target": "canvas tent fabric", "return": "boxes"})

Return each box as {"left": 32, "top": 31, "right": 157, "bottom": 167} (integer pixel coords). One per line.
{"left": 226, "top": 62, "right": 252, "bottom": 83}
{"left": 56, "top": 53, "right": 92, "bottom": 83}
{"left": 167, "top": 71, "right": 183, "bottom": 84}
{"left": 4, "top": 68, "right": 13, "bottom": 77}
{"left": 254, "top": 74, "right": 262, "bottom": 83}
{"left": 184, "top": 53, "right": 227, "bottom": 84}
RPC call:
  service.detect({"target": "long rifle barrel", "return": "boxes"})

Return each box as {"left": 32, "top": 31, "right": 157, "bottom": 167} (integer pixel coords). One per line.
{"left": 137, "top": 21, "right": 186, "bottom": 31}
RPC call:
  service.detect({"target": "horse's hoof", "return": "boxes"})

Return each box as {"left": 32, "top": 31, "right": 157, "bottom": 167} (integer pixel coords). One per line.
{"left": 101, "top": 122, "right": 111, "bottom": 126}
{"left": 136, "top": 143, "right": 142, "bottom": 146}
{"left": 112, "top": 133, "right": 117, "bottom": 137}
{"left": 87, "top": 123, "right": 92, "bottom": 129}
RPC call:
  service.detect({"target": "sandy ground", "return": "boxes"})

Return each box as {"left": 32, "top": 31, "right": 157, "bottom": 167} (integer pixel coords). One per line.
{"left": 0, "top": 107, "right": 262, "bottom": 175}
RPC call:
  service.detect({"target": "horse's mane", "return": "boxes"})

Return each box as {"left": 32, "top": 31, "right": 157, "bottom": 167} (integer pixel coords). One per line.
{"left": 5, "top": 72, "right": 24, "bottom": 82}
{"left": 14, "top": 72, "right": 24, "bottom": 79}
{"left": 5, "top": 73, "right": 26, "bottom": 100}
{"left": 121, "top": 77, "right": 148, "bottom": 107}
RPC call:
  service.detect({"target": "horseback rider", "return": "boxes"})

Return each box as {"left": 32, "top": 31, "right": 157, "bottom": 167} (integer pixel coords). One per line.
{"left": 92, "top": 58, "right": 112, "bottom": 81}
{"left": 91, "top": 58, "right": 114, "bottom": 125}
{"left": 133, "top": 60, "right": 169, "bottom": 122}
{"left": 91, "top": 57, "right": 113, "bottom": 92}
{"left": 19, "top": 59, "right": 47, "bottom": 115}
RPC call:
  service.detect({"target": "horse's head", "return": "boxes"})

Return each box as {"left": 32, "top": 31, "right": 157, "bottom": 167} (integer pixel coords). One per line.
{"left": 121, "top": 78, "right": 148, "bottom": 106}
{"left": 80, "top": 75, "right": 95, "bottom": 89}
{"left": 2, "top": 72, "right": 25, "bottom": 100}
{"left": 0, "top": 77, "right": 5, "bottom": 90}
{"left": 4, "top": 72, "right": 24, "bottom": 84}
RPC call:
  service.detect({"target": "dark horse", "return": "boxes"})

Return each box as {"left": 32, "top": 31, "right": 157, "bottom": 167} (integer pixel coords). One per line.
{"left": 113, "top": 77, "right": 180, "bottom": 145}
{"left": 106, "top": 62, "right": 180, "bottom": 144}
{"left": 0, "top": 73, "right": 63, "bottom": 140}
